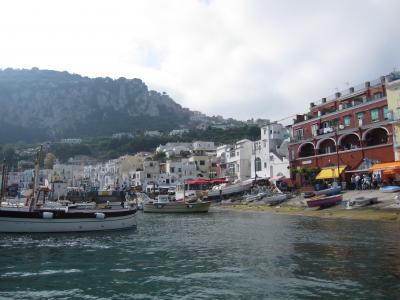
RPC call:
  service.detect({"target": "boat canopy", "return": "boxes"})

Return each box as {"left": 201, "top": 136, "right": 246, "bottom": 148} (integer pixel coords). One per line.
{"left": 315, "top": 166, "right": 346, "bottom": 180}
{"left": 369, "top": 162, "right": 400, "bottom": 174}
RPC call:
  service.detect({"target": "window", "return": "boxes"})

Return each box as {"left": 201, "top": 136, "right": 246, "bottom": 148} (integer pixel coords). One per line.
{"left": 146, "top": 173, "right": 151, "bottom": 178}
{"left": 178, "top": 168, "right": 182, "bottom": 173}
{"left": 170, "top": 167, "right": 175, "bottom": 173}
{"left": 199, "top": 160, "right": 205, "bottom": 166}
{"left": 383, "top": 106, "right": 389, "bottom": 120}
{"left": 149, "top": 162, "right": 153, "bottom": 167}
{"left": 373, "top": 92, "right": 383, "bottom": 99}
{"left": 295, "top": 128, "right": 304, "bottom": 140}
{"left": 264, "top": 162, "right": 267, "bottom": 168}
{"left": 255, "top": 157, "right": 262, "bottom": 171}
{"left": 236, "top": 151, "right": 239, "bottom": 156}
{"left": 370, "top": 108, "right": 379, "bottom": 122}
{"left": 343, "top": 115, "right": 351, "bottom": 127}
{"left": 311, "top": 124, "right": 318, "bottom": 136}
{"left": 263, "top": 129, "right": 266, "bottom": 135}
{"left": 356, "top": 112, "right": 364, "bottom": 126}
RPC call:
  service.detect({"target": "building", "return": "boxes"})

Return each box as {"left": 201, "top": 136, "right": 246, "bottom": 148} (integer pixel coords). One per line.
{"left": 251, "top": 123, "right": 290, "bottom": 179}
{"left": 385, "top": 72, "right": 400, "bottom": 161}
{"left": 60, "top": 138, "right": 82, "bottom": 144}
{"left": 144, "top": 130, "right": 162, "bottom": 137}
{"left": 169, "top": 129, "right": 189, "bottom": 136}
{"left": 225, "top": 139, "right": 253, "bottom": 181}
{"left": 288, "top": 75, "right": 393, "bottom": 188}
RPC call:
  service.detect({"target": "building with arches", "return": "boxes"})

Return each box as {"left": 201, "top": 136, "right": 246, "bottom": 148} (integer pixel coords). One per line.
{"left": 288, "top": 75, "right": 394, "bottom": 188}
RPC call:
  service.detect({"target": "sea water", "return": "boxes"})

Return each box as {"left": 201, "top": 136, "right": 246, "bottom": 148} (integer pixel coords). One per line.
{"left": 0, "top": 210, "right": 399, "bottom": 299}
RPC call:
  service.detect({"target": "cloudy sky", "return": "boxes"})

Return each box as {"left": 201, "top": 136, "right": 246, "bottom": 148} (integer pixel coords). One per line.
{"left": 0, "top": 0, "right": 399, "bottom": 121}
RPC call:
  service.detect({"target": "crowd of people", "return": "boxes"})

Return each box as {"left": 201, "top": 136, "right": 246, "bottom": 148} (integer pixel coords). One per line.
{"left": 349, "top": 173, "right": 382, "bottom": 190}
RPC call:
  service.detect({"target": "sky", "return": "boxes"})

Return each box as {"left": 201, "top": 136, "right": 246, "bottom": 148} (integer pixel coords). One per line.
{"left": 0, "top": 0, "right": 399, "bottom": 121}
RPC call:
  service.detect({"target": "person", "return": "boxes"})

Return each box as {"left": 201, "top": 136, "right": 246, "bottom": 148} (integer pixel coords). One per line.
{"left": 350, "top": 174, "right": 356, "bottom": 190}
{"left": 372, "top": 174, "right": 378, "bottom": 189}
{"left": 355, "top": 174, "right": 361, "bottom": 190}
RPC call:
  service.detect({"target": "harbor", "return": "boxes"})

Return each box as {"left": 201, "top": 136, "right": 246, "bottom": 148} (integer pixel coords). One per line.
{"left": 1, "top": 210, "right": 399, "bottom": 299}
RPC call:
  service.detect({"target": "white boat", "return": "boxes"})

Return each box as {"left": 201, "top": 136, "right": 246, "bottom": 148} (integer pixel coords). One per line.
{"left": 0, "top": 206, "right": 137, "bottom": 233}
{"left": 344, "top": 196, "right": 378, "bottom": 209}
{"left": 207, "top": 181, "right": 253, "bottom": 200}
{"left": 263, "top": 194, "right": 288, "bottom": 205}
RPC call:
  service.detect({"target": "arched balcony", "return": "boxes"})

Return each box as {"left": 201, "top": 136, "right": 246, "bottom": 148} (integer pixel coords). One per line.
{"left": 363, "top": 127, "right": 389, "bottom": 147}
{"left": 316, "top": 138, "right": 336, "bottom": 155}
{"left": 339, "top": 133, "right": 361, "bottom": 151}
{"left": 298, "top": 142, "right": 315, "bottom": 158}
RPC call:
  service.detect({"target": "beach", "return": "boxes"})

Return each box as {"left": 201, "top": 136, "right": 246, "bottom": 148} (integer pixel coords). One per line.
{"left": 216, "top": 190, "right": 400, "bottom": 222}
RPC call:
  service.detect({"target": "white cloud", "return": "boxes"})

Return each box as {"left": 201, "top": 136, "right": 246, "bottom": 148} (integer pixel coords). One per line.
{"left": 0, "top": 0, "right": 399, "bottom": 121}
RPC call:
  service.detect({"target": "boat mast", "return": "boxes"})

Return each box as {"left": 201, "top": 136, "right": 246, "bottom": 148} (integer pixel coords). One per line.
{"left": 0, "top": 159, "right": 5, "bottom": 205}
{"left": 30, "top": 145, "right": 43, "bottom": 211}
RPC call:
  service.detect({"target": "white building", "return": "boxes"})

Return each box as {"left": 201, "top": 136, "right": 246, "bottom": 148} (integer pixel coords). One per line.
{"left": 251, "top": 122, "right": 290, "bottom": 179}
{"left": 169, "top": 129, "right": 189, "bottom": 136}
{"left": 144, "top": 130, "right": 162, "bottom": 137}
{"left": 60, "top": 138, "right": 82, "bottom": 144}
{"left": 222, "top": 139, "right": 253, "bottom": 181}
{"left": 133, "top": 160, "right": 160, "bottom": 189}
{"left": 156, "top": 142, "right": 192, "bottom": 158}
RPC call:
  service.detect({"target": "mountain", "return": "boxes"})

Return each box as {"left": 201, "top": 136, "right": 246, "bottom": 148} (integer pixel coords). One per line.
{"left": 0, "top": 68, "right": 194, "bottom": 142}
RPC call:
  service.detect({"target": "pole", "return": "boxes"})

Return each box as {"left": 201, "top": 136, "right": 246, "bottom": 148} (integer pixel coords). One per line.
{"left": 335, "top": 129, "right": 340, "bottom": 184}
{"left": 0, "top": 159, "right": 5, "bottom": 204}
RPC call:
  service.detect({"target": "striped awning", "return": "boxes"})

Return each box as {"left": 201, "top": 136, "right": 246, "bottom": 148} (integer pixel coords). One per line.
{"left": 316, "top": 166, "right": 346, "bottom": 180}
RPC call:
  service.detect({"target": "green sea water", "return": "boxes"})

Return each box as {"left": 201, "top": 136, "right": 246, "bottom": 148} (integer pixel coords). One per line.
{"left": 0, "top": 210, "right": 399, "bottom": 299}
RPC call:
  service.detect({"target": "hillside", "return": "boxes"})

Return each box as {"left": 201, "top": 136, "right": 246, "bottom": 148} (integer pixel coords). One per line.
{"left": 0, "top": 68, "right": 195, "bottom": 142}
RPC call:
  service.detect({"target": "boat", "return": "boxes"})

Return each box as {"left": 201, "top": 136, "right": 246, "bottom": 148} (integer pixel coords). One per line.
{"left": 143, "top": 200, "right": 211, "bottom": 213}
{"left": 144, "top": 182, "right": 211, "bottom": 213}
{"left": 315, "top": 186, "right": 342, "bottom": 196}
{"left": 0, "top": 146, "right": 138, "bottom": 233}
{"left": 207, "top": 180, "right": 253, "bottom": 200}
{"left": 344, "top": 196, "right": 378, "bottom": 209}
{"left": 306, "top": 194, "right": 343, "bottom": 208}
{"left": 263, "top": 194, "right": 288, "bottom": 205}
{"left": 380, "top": 186, "right": 400, "bottom": 193}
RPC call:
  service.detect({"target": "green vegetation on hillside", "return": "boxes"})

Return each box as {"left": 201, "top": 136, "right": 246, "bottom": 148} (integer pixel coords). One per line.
{"left": 46, "top": 126, "right": 261, "bottom": 162}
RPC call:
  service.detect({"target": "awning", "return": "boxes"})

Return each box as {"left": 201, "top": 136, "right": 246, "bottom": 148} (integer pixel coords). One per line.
{"left": 369, "top": 162, "right": 400, "bottom": 174}
{"left": 270, "top": 175, "right": 285, "bottom": 181}
{"left": 316, "top": 166, "right": 346, "bottom": 180}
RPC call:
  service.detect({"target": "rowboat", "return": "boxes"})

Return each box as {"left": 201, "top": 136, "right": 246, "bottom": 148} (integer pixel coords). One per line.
{"left": 306, "top": 194, "right": 343, "bottom": 208}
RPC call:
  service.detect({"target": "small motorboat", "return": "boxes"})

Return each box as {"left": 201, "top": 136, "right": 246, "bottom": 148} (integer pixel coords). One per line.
{"left": 315, "top": 186, "right": 342, "bottom": 196}
{"left": 344, "top": 196, "right": 378, "bottom": 209}
{"left": 263, "top": 194, "right": 288, "bottom": 206}
{"left": 380, "top": 186, "right": 400, "bottom": 193}
{"left": 306, "top": 194, "right": 343, "bottom": 208}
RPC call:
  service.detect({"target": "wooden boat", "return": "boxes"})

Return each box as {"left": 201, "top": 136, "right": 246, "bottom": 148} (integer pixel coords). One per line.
{"left": 143, "top": 201, "right": 211, "bottom": 213}
{"left": 344, "top": 196, "right": 378, "bottom": 209}
{"left": 380, "top": 186, "right": 400, "bottom": 193}
{"left": 306, "top": 194, "right": 343, "bottom": 208}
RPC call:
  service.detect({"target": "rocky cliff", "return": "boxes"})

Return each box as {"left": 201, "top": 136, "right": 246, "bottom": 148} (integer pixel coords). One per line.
{"left": 0, "top": 68, "right": 192, "bottom": 142}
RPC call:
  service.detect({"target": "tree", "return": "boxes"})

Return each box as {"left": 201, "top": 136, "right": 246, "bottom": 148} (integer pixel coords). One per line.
{"left": 44, "top": 152, "right": 56, "bottom": 169}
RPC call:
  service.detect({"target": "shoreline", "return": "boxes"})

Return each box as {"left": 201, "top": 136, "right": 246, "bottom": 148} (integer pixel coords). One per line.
{"left": 213, "top": 201, "right": 400, "bottom": 222}
{"left": 213, "top": 191, "right": 400, "bottom": 222}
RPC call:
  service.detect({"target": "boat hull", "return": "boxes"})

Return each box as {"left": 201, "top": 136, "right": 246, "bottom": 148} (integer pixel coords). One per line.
{"left": 208, "top": 183, "right": 252, "bottom": 200}
{"left": 143, "top": 201, "right": 211, "bottom": 213}
{"left": 306, "top": 195, "right": 343, "bottom": 208}
{"left": 0, "top": 209, "right": 137, "bottom": 233}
